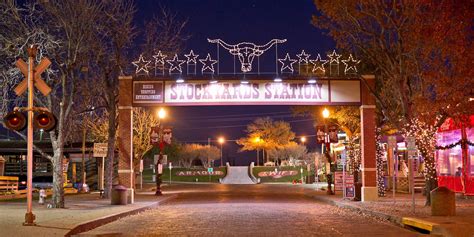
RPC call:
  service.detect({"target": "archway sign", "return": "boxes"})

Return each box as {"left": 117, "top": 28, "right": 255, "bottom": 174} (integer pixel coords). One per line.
{"left": 118, "top": 39, "right": 377, "bottom": 203}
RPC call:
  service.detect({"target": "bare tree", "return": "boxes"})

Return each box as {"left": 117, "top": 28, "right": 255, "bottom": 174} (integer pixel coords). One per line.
{"left": 141, "top": 7, "right": 190, "bottom": 60}
{"left": 0, "top": 0, "right": 102, "bottom": 208}
{"left": 79, "top": 0, "right": 137, "bottom": 199}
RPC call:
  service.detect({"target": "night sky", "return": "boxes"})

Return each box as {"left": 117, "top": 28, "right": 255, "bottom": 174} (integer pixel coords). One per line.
{"left": 135, "top": 0, "right": 335, "bottom": 165}
{"left": 0, "top": 0, "right": 335, "bottom": 166}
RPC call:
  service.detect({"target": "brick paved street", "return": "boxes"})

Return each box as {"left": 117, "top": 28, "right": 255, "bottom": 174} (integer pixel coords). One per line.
{"left": 83, "top": 184, "right": 421, "bottom": 237}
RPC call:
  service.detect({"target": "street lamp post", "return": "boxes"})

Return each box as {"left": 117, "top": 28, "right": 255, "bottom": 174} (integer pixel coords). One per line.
{"left": 155, "top": 108, "right": 166, "bottom": 196}
{"left": 80, "top": 107, "right": 93, "bottom": 193}
{"left": 323, "top": 108, "right": 334, "bottom": 195}
{"left": 218, "top": 137, "right": 225, "bottom": 166}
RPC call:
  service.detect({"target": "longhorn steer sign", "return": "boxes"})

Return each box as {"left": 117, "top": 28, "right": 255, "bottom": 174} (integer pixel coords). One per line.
{"left": 208, "top": 38, "right": 286, "bottom": 73}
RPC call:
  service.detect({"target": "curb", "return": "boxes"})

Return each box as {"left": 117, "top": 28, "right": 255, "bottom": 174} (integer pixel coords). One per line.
{"left": 65, "top": 194, "right": 177, "bottom": 237}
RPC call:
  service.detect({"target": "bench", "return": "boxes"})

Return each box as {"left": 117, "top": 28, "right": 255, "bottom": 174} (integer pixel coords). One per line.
{"left": 0, "top": 176, "right": 19, "bottom": 193}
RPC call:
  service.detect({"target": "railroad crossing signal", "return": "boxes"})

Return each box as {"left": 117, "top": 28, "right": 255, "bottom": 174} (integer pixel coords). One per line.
{"left": 4, "top": 47, "right": 56, "bottom": 133}
{"left": 14, "top": 57, "right": 52, "bottom": 96}
{"left": 4, "top": 45, "right": 54, "bottom": 225}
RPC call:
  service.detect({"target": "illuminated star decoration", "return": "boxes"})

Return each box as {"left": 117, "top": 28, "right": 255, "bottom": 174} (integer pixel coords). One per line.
{"left": 132, "top": 54, "right": 151, "bottom": 75}
{"left": 309, "top": 54, "right": 328, "bottom": 74}
{"left": 184, "top": 50, "right": 199, "bottom": 64}
{"left": 199, "top": 53, "right": 218, "bottom": 74}
{"left": 296, "top": 50, "right": 311, "bottom": 64}
{"left": 327, "top": 50, "right": 342, "bottom": 64}
{"left": 166, "top": 54, "right": 185, "bottom": 74}
{"left": 278, "top": 53, "right": 297, "bottom": 73}
{"left": 341, "top": 54, "right": 361, "bottom": 74}
{"left": 152, "top": 51, "right": 167, "bottom": 75}
{"left": 152, "top": 51, "right": 167, "bottom": 65}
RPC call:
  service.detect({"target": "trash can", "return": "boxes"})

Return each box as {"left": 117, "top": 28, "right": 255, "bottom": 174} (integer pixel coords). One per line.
{"left": 431, "top": 186, "right": 455, "bottom": 216}
{"left": 111, "top": 185, "right": 128, "bottom": 205}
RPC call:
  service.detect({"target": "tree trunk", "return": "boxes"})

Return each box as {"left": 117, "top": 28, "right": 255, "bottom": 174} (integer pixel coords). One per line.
{"left": 423, "top": 151, "right": 438, "bottom": 206}
{"left": 104, "top": 98, "right": 117, "bottom": 199}
{"left": 50, "top": 129, "right": 65, "bottom": 208}
{"left": 51, "top": 151, "right": 65, "bottom": 208}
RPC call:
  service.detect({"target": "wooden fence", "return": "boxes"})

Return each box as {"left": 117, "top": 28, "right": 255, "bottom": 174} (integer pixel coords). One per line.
{"left": 0, "top": 176, "right": 19, "bottom": 192}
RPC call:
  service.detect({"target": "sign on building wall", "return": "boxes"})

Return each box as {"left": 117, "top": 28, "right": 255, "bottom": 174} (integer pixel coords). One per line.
{"left": 176, "top": 170, "right": 224, "bottom": 176}
{"left": 132, "top": 79, "right": 361, "bottom": 106}
{"left": 133, "top": 81, "right": 164, "bottom": 104}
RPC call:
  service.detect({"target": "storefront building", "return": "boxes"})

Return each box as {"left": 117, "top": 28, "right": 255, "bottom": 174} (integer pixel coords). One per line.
{"left": 436, "top": 115, "right": 474, "bottom": 195}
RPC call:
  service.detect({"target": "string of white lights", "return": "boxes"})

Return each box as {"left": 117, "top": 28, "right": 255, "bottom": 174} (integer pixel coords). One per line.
{"left": 132, "top": 54, "right": 151, "bottom": 75}
{"left": 278, "top": 53, "right": 297, "bottom": 73}
{"left": 167, "top": 54, "right": 186, "bottom": 74}
{"left": 131, "top": 39, "right": 362, "bottom": 77}
{"left": 200, "top": 53, "right": 218, "bottom": 74}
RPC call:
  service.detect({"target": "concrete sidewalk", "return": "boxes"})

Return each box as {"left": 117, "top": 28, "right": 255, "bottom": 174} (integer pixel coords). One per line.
{"left": 0, "top": 191, "right": 174, "bottom": 237}
{"left": 301, "top": 184, "right": 474, "bottom": 237}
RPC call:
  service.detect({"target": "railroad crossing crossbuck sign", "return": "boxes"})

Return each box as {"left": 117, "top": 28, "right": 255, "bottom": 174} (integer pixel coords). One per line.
{"left": 14, "top": 57, "right": 52, "bottom": 96}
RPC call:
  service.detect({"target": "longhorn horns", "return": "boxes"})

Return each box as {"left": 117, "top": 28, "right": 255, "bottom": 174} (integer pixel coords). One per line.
{"left": 207, "top": 39, "right": 236, "bottom": 51}
{"left": 207, "top": 38, "right": 287, "bottom": 52}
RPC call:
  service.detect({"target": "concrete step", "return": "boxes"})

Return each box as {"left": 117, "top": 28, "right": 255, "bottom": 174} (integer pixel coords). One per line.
{"left": 220, "top": 166, "right": 256, "bottom": 184}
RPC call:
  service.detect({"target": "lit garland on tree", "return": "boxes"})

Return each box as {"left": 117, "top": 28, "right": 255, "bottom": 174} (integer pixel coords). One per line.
{"left": 402, "top": 118, "right": 438, "bottom": 184}
{"left": 376, "top": 128, "right": 386, "bottom": 197}
{"left": 346, "top": 134, "right": 362, "bottom": 196}
{"left": 346, "top": 135, "right": 361, "bottom": 175}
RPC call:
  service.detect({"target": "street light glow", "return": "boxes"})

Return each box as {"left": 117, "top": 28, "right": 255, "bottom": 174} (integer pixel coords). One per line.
{"left": 300, "top": 136, "right": 306, "bottom": 143}
{"left": 254, "top": 137, "right": 261, "bottom": 143}
{"left": 218, "top": 137, "right": 225, "bottom": 144}
{"left": 322, "top": 108, "right": 330, "bottom": 118}
{"left": 158, "top": 108, "right": 166, "bottom": 119}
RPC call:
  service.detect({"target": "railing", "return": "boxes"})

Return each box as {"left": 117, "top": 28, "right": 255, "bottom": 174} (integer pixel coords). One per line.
{"left": 4, "top": 162, "right": 52, "bottom": 175}
{"left": 0, "top": 176, "right": 19, "bottom": 192}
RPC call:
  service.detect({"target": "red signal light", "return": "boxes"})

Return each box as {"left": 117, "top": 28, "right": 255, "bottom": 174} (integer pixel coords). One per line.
{"left": 3, "top": 111, "right": 27, "bottom": 131}
{"left": 33, "top": 111, "right": 56, "bottom": 131}
{"left": 37, "top": 114, "right": 50, "bottom": 126}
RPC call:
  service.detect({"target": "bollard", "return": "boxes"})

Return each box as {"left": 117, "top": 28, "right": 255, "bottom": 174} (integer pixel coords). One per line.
{"left": 38, "top": 189, "right": 46, "bottom": 205}
{"left": 430, "top": 186, "right": 455, "bottom": 216}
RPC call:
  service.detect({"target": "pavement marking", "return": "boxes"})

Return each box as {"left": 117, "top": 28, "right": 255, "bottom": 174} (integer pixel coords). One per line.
{"left": 402, "top": 217, "right": 438, "bottom": 232}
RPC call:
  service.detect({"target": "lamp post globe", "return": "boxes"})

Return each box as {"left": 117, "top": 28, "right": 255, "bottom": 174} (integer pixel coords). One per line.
{"left": 158, "top": 108, "right": 166, "bottom": 119}
{"left": 322, "top": 108, "right": 330, "bottom": 118}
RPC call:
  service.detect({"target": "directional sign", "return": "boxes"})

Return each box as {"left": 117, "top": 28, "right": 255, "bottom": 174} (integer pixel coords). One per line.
{"left": 406, "top": 136, "right": 416, "bottom": 150}
{"left": 93, "top": 143, "right": 108, "bottom": 157}
{"left": 406, "top": 136, "right": 417, "bottom": 158}
{"left": 14, "top": 58, "right": 52, "bottom": 96}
